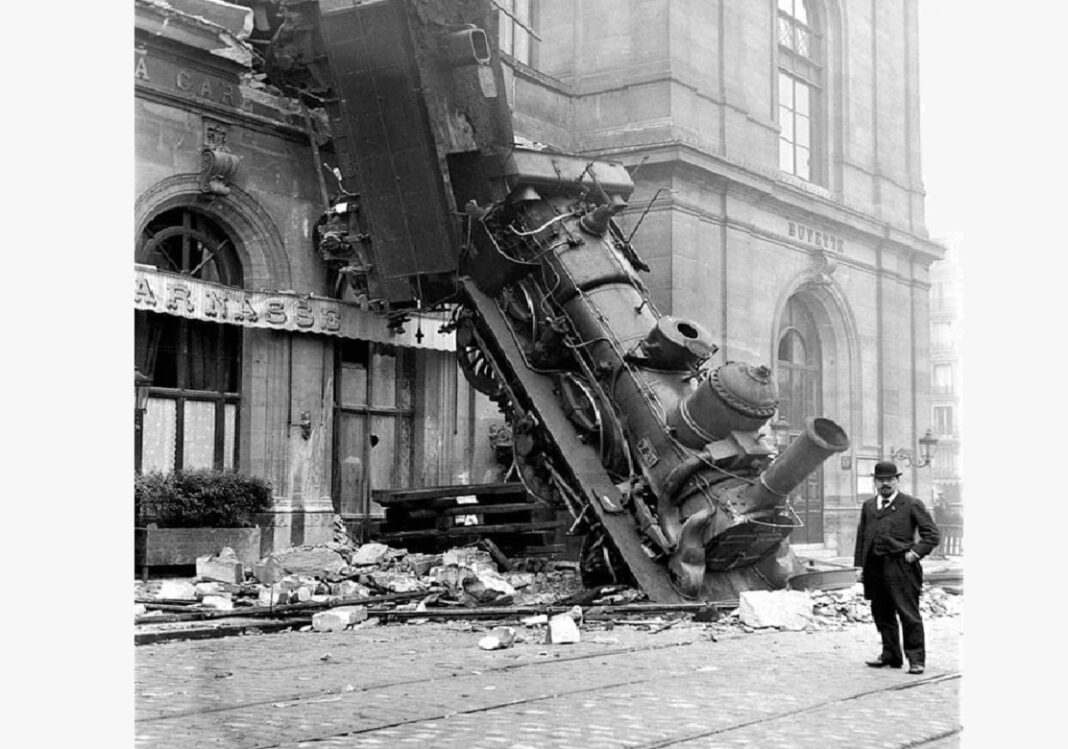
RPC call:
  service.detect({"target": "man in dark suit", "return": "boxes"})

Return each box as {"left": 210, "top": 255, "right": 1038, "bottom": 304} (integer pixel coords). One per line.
{"left": 854, "top": 460, "right": 941, "bottom": 674}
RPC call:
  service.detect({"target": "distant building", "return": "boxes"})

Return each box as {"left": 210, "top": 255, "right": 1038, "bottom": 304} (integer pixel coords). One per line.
{"left": 927, "top": 236, "right": 964, "bottom": 512}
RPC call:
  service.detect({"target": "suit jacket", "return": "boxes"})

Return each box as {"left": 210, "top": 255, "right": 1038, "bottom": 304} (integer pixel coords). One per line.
{"left": 853, "top": 492, "right": 941, "bottom": 568}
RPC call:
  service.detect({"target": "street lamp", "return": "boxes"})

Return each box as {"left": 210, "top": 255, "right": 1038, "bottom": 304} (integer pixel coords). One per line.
{"left": 890, "top": 429, "right": 939, "bottom": 468}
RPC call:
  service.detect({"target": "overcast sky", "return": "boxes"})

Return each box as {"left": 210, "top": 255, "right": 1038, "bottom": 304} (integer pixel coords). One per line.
{"left": 922, "top": 2, "right": 1064, "bottom": 737}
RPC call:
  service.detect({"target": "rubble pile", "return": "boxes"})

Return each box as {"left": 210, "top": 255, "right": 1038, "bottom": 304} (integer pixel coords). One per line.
{"left": 135, "top": 541, "right": 586, "bottom": 618}
{"left": 135, "top": 543, "right": 961, "bottom": 644}
{"left": 739, "top": 583, "right": 963, "bottom": 632}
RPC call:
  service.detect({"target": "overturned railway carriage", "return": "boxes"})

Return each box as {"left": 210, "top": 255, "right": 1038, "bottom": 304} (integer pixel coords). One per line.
{"left": 273, "top": 0, "right": 849, "bottom": 602}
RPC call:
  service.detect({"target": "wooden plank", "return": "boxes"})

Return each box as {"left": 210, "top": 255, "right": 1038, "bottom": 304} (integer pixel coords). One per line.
{"left": 380, "top": 495, "right": 542, "bottom": 515}
{"left": 373, "top": 482, "right": 527, "bottom": 505}
{"left": 436, "top": 502, "right": 546, "bottom": 517}
{"left": 377, "top": 520, "right": 563, "bottom": 540}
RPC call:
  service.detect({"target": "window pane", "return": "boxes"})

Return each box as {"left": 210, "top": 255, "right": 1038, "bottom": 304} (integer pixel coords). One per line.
{"left": 397, "top": 351, "right": 414, "bottom": 410}
{"left": 796, "top": 114, "right": 810, "bottom": 148}
{"left": 795, "top": 83, "right": 810, "bottom": 116}
{"left": 369, "top": 415, "right": 396, "bottom": 493}
{"left": 223, "top": 403, "right": 236, "bottom": 469}
{"left": 796, "top": 146, "right": 810, "bottom": 180}
{"left": 370, "top": 349, "right": 398, "bottom": 407}
{"left": 338, "top": 413, "right": 367, "bottom": 516}
{"left": 780, "top": 107, "right": 794, "bottom": 141}
{"left": 499, "top": 15, "right": 513, "bottom": 55}
{"left": 795, "top": 0, "right": 808, "bottom": 24}
{"left": 779, "top": 73, "right": 793, "bottom": 109}
{"left": 514, "top": 0, "right": 531, "bottom": 62}
{"left": 340, "top": 362, "right": 368, "bottom": 408}
{"left": 515, "top": 28, "right": 530, "bottom": 63}
{"left": 796, "top": 27, "right": 810, "bottom": 58}
{"left": 778, "top": 0, "right": 792, "bottom": 13}
{"left": 183, "top": 400, "right": 216, "bottom": 469}
{"left": 143, "top": 398, "right": 177, "bottom": 473}
{"left": 779, "top": 139, "right": 793, "bottom": 172}
{"left": 778, "top": 17, "right": 793, "bottom": 48}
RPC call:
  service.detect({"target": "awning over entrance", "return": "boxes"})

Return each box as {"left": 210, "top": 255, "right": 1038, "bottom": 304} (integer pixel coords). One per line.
{"left": 134, "top": 265, "right": 455, "bottom": 351}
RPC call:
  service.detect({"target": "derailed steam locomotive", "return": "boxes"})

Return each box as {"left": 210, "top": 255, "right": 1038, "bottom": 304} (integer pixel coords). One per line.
{"left": 269, "top": 0, "right": 849, "bottom": 602}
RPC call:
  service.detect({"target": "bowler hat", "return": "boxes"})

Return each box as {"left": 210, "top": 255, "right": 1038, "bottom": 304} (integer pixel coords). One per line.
{"left": 871, "top": 461, "right": 901, "bottom": 479}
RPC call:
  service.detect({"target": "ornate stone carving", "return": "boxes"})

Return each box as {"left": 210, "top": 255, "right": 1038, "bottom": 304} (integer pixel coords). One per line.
{"left": 198, "top": 146, "right": 241, "bottom": 196}
{"left": 809, "top": 250, "right": 838, "bottom": 286}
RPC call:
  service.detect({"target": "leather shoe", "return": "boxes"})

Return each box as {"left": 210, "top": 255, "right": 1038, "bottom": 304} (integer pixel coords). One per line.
{"left": 907, "top": 664, "right": 925, "bottom": 674}
{"left": 866, "top": 659, "right": 902, "bottom": 668}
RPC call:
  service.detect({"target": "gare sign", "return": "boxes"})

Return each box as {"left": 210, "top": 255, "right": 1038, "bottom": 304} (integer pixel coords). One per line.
{"left": 135, "top": 46, "right": 242, "bottom": 108}
{"left": 134, "top": 266, "right": 454, "bottom": 352}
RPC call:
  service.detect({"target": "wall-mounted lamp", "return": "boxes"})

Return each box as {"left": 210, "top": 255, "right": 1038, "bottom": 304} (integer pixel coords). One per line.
{"left": 890, "top": 428, "right": 939, "bottom": 468}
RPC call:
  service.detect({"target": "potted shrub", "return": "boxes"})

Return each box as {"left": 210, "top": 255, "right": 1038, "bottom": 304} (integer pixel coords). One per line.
{"left": 135, "top": 468, "right": 272, "bottom": 576}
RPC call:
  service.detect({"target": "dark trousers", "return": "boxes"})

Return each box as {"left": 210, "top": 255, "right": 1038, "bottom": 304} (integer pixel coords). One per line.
{"left": 865, "top": 553, "right": 925, "bottom": 666}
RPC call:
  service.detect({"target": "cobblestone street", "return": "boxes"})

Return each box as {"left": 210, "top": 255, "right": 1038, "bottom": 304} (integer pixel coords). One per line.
{"left": 136, "top": 614, "right": 963, "bottom": 748}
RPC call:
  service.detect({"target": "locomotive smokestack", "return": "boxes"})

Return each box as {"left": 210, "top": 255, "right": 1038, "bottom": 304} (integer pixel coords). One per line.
{"left": 742, "top": 417, "right": 849, "bottom": 511}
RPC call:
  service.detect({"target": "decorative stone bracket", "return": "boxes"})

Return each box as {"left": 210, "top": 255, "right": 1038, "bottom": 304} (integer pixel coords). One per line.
{"left": 199, "top": 146, "right": 241, "bottom": 196}
{"left": 807, "top": 249, "right": 838, "bottom": 286}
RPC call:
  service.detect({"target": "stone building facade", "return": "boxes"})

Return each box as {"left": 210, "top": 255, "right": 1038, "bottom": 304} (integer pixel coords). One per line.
{"left": 502, "top": 0, "right": 943, "bottom": 554}
{"left": 133, "top": 0, "right": 501, "bottom": 553}
{"left": 927, "top": 236, "right": 963, "bottom": 512}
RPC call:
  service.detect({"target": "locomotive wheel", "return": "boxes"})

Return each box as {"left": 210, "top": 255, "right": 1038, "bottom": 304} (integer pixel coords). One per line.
{"left": 556, "top": 373, "right": 629, "bottom": 477}
{"left": 499, "top": 279, "right": 538, "bottom": 340}
{"left": 579, "top": 528, "right": 634, "bottom": 589}
{"left": 455, "top": 316, "right": 505, "bottom": 400}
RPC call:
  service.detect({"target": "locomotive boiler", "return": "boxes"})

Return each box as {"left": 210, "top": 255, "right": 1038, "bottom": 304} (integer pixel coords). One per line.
{"left": 269, "top": 0, "right": 849, "bottom": 602}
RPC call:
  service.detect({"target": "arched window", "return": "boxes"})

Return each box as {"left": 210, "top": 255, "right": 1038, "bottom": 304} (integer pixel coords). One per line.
{"left": 135, "top": 207, "right": 243, "bottom": 473}
{"left": 777, "top": 0, "right": 823, "bottom": 183}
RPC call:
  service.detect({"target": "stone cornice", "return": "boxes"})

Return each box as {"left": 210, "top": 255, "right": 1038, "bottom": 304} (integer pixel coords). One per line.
{"left": 583, "top": 141, "right": 944, "bottom": 262}
{"left": 135, "top": 83, "right": 314, "bottom": 143}
{"left": 135, "top": 0, "right": 252, "bottom": 67}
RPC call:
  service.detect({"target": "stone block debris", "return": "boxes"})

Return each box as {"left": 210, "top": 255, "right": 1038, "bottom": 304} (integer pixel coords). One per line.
{"left": 201, "top": 594, "right": 234, "bottom": 611}
{"left": 272, "top": 547, "right": 348, "bottom": 578}
{"left": 350, "top": 542, "right": 392, "bottom": 566}
{"left": 195, "top": 581, "right": 226, "bottom": 597}
{"left": 196, "top": 548, "right": 244, "bottom": 584}
{"left": 158, "top": 580, "right": 198, "bottom": 600}
{"left": 252, "top": 557, "right": 286, "bottom": 586}
{"left": 547, "top": 607, "right": 583, "bottom": 644}
{"left": 737, "top": 590, "right": 813, "bottom": 630}
{"left": 257, "top": 586, "right": 287, "bottom": 607}
{"left": 478, "top": 626, "right": 517, "bottom": 650}
{"left": 330, "top": 580, "right": 372, "bottom": 600}
{"left": 312, "top": 605, "right": 369, "bottom": 632}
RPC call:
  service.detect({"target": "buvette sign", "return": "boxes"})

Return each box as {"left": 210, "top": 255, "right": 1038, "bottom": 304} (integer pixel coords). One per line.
{"left": 134, "top": 266, "right": 454, "bottom": 351}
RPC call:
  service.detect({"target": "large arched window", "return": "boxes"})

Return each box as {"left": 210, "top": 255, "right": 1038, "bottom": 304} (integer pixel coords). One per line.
{"left": 777, "top": 0, "right": 823, "bottom": 183}
{"left": 135, "top": 207, "right": 243, "bottom": 473}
